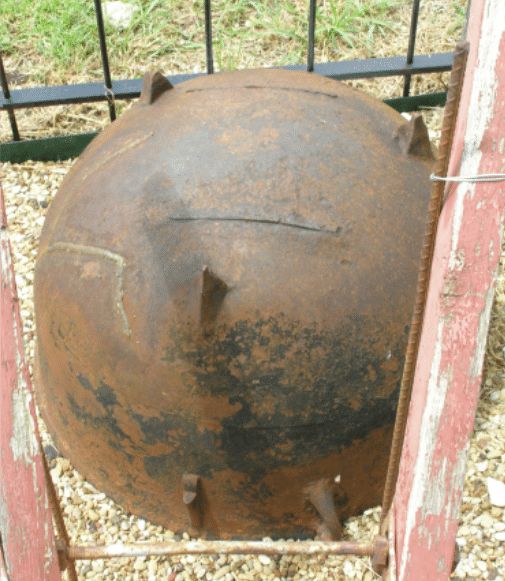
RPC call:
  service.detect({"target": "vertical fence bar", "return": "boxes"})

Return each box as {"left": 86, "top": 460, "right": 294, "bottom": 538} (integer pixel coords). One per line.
{"left": 93, "top": 0, "right": 116, "bottom": 121}
{"left": 204, "top": 0, "right": 214, "bottom": 74}
{"left": 307, "top": 0, "right": 317, "bottom": 72}
{"left": 403, "top": 0, "right": 421, "bottom": 97}
{"left": 0, "top": 52, "right": 21, "bottom": 141}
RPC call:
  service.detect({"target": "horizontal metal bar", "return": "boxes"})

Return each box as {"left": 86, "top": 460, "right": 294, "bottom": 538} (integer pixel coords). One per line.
{"left": 67, "top": 540, "right": 374, "bottom": 561}
{"left": 1, "top": 53, "right": 453, "bottom": 111}
{"left": 0, "top": 93, "right": 447, "bottom": 164}
{"left": 385, "top": 91, "right": 447, "bottom": 112}
{"left": 0, "top": 133, "right": 98, "bottom": 164}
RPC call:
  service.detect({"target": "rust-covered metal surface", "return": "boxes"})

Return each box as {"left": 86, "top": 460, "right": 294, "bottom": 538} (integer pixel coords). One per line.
{"left": 33, "top": 68, "right": 435, "bottom": 540}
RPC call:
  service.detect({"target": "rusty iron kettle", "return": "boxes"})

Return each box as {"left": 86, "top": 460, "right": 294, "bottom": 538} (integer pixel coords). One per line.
{"left": 34, "top": 68, "right": 434, "bottom": 539}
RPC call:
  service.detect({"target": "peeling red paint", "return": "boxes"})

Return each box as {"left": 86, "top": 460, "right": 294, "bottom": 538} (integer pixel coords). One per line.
{"left": 392, "top": 0, "right": 505, "bottom": 579}
{"left": 1, "top": 181, "right": 61, "bottom": 579}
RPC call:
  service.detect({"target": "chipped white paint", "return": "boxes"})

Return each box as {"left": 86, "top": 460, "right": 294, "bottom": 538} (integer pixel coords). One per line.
{"left": 471, "top": 283, "right": 497, "bottom": 383}
{"left": 0, "top": 225, "right": 13, "bottom": 281}
{"left": 399, "top": 320, "right": 446, "bottom": 579}
{"left": 10, "top": 378, "right": 39, "bottom": 465}
{"left": 43, "top": 242, "right": 131, "bottom": 336}
{"left": 449, "top": 0, "right": 504, "bottom": 270}
{"left": 1, "top": 227, "right": 39, "bottom": 466}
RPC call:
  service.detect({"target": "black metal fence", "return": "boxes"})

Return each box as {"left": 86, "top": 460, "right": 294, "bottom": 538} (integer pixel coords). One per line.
{"left": 1, "top": 0, "right": 458, "bottom": 163}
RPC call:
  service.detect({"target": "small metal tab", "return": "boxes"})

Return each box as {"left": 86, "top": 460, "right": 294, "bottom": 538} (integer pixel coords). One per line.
{"left": 396, "top": 113, "right": 434, "bottom": 159}
{"left": 140, "top": 71, "right": 173, "bottom": 105}
{"left": 182, "top": 474, "right": 203, "bottom": 529}
{"left": 199, "top": 266, "right": 228, "bottom": 334}
{"left": 304, "top": 478, "right": 343, "bottom": 541}
{"left": 182, "top": 473, "right": 200, "bottom": 505}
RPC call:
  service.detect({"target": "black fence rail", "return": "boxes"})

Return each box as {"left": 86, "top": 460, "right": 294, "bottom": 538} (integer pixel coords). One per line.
{"left": 1, "top": 0, "right": 455, "bottom": 164}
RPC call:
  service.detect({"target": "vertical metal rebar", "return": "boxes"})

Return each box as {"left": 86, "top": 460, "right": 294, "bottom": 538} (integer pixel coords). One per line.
{"left": 307, "top": 0, "right": 317, "bottom": 72}
{"left": 93, "top": 0, "right": 116, "bottom": 121}
{"left": 403, "top": 0, "right": 420, "bottom": 97}
{"left": 379, "top": 41, "right": 470, "bottom": 530}
{"left": 41, "top": 448, "right": 79, "bottom": 581}
{"left": 0, "top": 51, "right": 21, "bottom": 141}
{"left": 204, "top": 0, "right": 214, "bottom": 74}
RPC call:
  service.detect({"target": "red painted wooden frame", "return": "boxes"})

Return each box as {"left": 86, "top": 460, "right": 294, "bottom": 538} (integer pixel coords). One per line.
{"left": 390, "top": 0, "right": 505, "bottom": 579}
{"left": 0, "top": 180, "right": 60, "bottom": 580}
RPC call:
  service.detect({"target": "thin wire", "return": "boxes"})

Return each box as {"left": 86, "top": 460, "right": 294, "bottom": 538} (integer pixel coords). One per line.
{"left": 431, "top": 173, "right": 505, "bottom": 182}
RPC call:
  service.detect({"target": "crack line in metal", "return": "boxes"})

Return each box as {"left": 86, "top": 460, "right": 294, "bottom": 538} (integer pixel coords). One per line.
{"left": 43, "top": 242, "right": 131, "bottom": 337}
{"left": 76, "top": 132, "right": 154, "bottom": 187}
{"left": 167, "top": 216, "right": 343, "bottom": 236}
{"left": 184, "top": 86, "right": 340, "bottom": 99}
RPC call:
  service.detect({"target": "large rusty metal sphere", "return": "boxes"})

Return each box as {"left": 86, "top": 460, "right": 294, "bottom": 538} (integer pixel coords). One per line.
{"left": 34, "top": 68, "right": 434, "bottom": 539}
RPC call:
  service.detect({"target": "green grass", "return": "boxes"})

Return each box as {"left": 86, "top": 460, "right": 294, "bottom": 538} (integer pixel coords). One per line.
{"left": 1, "top": 0, "right": 402, "bottom": 81}
{"left": 0, "top": 0, "right": 468, "bottom": 85}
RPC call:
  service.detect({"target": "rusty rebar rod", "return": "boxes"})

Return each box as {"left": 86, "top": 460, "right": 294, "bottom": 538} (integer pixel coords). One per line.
{"left": 41, "top": 448, "right": 79, "bottom": 580}
{"left": 380, "top": 40, "right": 470, "bottom": 528}
{"left": 66, "top": 540, "right": 375, "bottom": 560}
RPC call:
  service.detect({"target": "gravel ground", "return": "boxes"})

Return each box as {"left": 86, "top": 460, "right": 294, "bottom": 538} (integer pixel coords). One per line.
{"left": 2, "top": 118, "right": 505, "bottom": 580}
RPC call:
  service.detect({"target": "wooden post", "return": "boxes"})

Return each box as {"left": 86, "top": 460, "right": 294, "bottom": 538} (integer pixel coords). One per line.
{"left": 391, "top": 0, "right": 505, "bottom": 578}
{"left": 1, "top": 180, "right": 61, "bottom": 579}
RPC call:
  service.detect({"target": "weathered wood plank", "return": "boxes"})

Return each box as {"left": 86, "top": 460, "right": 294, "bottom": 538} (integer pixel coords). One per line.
{"left": 0, "top": 181, "right": 61, "bottom": 579}
{"left": 392, "top": 0, "right": 505, "bottom": 578}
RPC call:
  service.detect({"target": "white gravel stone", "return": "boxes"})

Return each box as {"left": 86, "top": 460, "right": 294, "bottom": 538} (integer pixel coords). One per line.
{"left": 214, "top": 565, "right": 231, "bottom": 579}
{"left": 480, "top": 513, "right": 495, "bottom": 528}
{"left": 487, "top": 477, "right": 505, "bottom": 507}
{"left": 137, "top": 518, "right": 146, "bottom": 531}
{"left": 477, "top": 560, "right": 488, "bottom": 572}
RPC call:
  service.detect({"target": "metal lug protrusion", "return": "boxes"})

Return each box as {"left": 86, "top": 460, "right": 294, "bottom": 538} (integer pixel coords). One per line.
{"left": 371, "top": 535, "right": 389, "bottom": 575}
{"left": 140, "top": 71, "right": 173, "bottom": 105}
{"left": 305, "top": 478, "right": 343, "bottom": 541}
{"left": 182, "top": 473, "right": 200, "bottom": 505}
{"left": 396, "top": 113, "right": 434, "bottom": 159}
{"left": 182, "top": 474, "right": 203, "bottom": 529}
{"left": 199, "top": 266, "right": 228, "bottom": 334}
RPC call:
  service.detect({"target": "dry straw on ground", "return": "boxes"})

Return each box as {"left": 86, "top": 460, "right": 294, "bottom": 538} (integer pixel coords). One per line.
{"left": 2, "top": 0, "right": 505, "bottom": 580}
